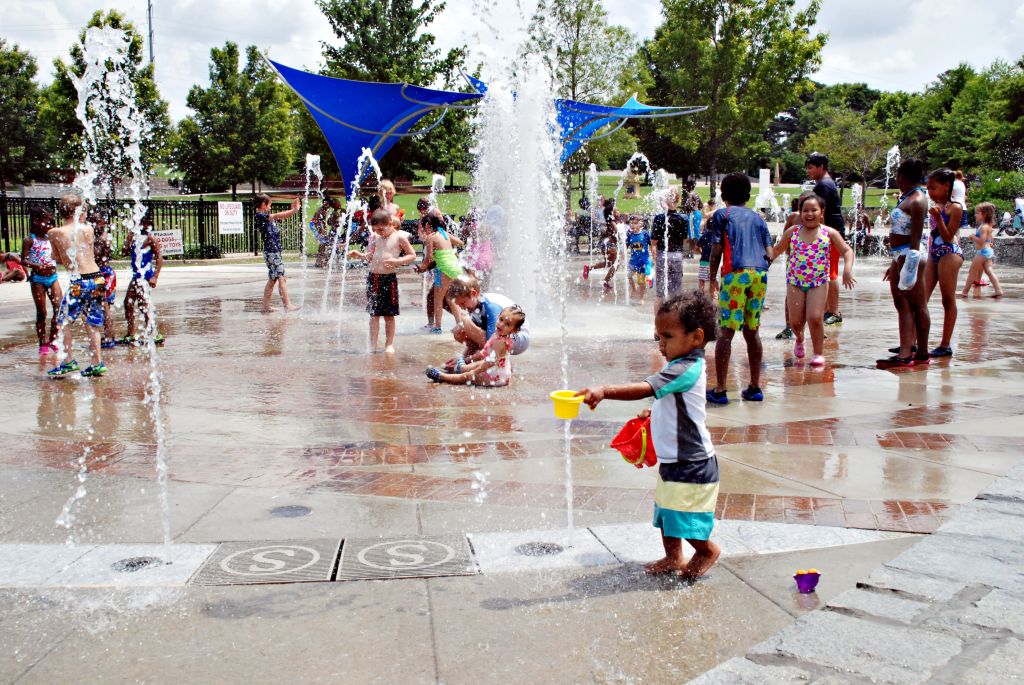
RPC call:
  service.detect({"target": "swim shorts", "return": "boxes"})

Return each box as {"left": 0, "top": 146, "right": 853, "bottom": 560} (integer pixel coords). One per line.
{"left": 366, "top": 272, "right": 400, "bottom": 317}
{"left": 100, "top": 265, "right": 117, "bottom": 304}
{"left": 718, "top": 268, "right": 767, "bottom": 332}
{"left": 58, "top": 272, "right": 106, "bottom": 328}
{"left": 264, "top": 250, "right": 286, "bottom": 280}
{"left": 654, "top": 251, "right": 684, "bottom": 299}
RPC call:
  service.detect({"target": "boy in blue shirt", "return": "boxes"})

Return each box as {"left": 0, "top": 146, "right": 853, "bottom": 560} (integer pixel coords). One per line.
{"left": 254, "top": 193, "right": 301, "bottom": 313}
{"left": 707, "top": 173, "right": 775, "bottom": 404}
{"left": 625, "top": 214, "right": 651, "bottom": 304}
{"left": 577, "top": 291, "right": 721, "bottom": 579}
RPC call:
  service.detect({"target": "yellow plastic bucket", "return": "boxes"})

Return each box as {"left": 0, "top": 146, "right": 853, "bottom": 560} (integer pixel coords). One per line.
{"left": 550, "top": 390, "right": 584, "bottom": 420}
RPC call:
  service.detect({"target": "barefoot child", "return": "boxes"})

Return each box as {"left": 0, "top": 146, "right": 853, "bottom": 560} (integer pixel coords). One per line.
{"left": 773, "top": 193, "right": 855, "bottom": 366}
{"left": 415, "top": 210, "right": 463, "bottom": 332}
{"left": 426, "top": 305, "right": 525, "bottom": 386}
{"left": 625, "top": 214, "right": 651, "bottom": 305}
{"left": 20, "top": 206, "right": 62, "bottom": 355}
{"left": 348, "top": 209, "right": 417, "bottom": 353}
{"left": 577, "top": 291, "right": 721, "bottom": 579}
{"left": 960, "top": 202, "right": 1003, "bottom": 298}
{"left": 255, "top": 194, "right": 301, "bottom": 313}
{"left": 120, "top": 208, "right": 164, "bottom": 345}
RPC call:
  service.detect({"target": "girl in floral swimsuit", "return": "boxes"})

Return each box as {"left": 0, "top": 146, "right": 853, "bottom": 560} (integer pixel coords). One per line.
{"left": 773, "top": 193, "right": 855, "bottom": 367}
{"left": 426, "top": 305, "right": 525, "bottom": 386}
{"left": 924, "top": 168, "right": 964, "bottom": 359}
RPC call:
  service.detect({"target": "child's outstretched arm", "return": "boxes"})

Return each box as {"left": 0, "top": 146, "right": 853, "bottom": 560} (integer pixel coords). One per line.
{"left": 270, "top": 198, "right": 301, "bottom": 221}
{"left": 575, "top": 381, "right": 654, "bottom": 409}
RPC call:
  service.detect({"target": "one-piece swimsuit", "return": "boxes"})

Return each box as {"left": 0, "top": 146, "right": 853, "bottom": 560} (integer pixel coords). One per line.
{"left": 786, "top": 226, "right": 830, "bottom": 291}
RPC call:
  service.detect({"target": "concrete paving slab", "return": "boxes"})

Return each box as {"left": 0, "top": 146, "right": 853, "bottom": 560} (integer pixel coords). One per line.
{"left": 469, "top": 528, "right": 616, "bottom": 573}
{"left": 176, "top": 488, "right": 420, "bottom": 542}
{"left": 857, "top": 564, "right": 966, "bottom": 602}
{"left": 721, "top": 537, "right": 921, "bottom": 618}
{"left": 714, "top": 519, "right": 913, "bottom": 555}
{"left": 15, "top": 581, "right": 436, "bottom": 684}
{"left": 827, "top": 587, "right": 929, "bottom": 623}
{"left": 748, "top": 610, "right": 962, "bottom": 684}
{"left": 0, "top": 590, "right": 77, "bottom": 683}
{"left": 961, "top": 638, "right": 1024, "bottom": 685}
{"left": 0, "top": 473, "right": 233, "bottom": 544}
{"left": 427, "top": 564, "right": 793, "bottom": 684}
{"left": 45, "top": 544, "right": 216, "bottom": 587}
{"left": 687, "top": 657, "right": 812, "bottom": 684}
{"left": 416, "top": 500, "right": 640, "bottom": 536}
{"left": 0, "top": 544, "right": 94, "bottom": 587}
{"left": 887, "top": 532, "right": 1024, "bottom": 593}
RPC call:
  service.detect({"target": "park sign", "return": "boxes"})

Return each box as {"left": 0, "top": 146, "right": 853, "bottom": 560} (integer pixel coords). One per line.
{"left": 153, "top": 229, "right": 183, "bottom": 256}
{"left": 218, "top": 201, "right": 244, "bottom": 235}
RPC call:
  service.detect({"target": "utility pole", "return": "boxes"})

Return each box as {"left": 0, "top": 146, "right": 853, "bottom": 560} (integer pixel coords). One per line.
{"left": 147, "top": 0, "right": 155, "bottom": 74}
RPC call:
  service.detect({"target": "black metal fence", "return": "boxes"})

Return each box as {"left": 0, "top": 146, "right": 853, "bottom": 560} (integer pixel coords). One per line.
{"left": 0, "top": 195, "right": 306, "bottom": 257}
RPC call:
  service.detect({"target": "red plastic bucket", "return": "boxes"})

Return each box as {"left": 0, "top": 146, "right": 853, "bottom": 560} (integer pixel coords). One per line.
{"left": 610, "top": 417, "right": 657, "bottom": 468}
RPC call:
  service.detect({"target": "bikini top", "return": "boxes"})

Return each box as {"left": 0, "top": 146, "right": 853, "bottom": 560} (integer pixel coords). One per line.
{"left": 890, "top": 187, "right": 925, "bottom": 237}
{"left": 27, "top": 236, "right": 55, "bottom": 269}
{"left": 930, "top": 202, "right": 963, "bottom": 246}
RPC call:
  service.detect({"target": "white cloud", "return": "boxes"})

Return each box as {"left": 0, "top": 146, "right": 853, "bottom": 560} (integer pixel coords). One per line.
{"left": 2, "top": 0, "right": 1022, "bottom": 121}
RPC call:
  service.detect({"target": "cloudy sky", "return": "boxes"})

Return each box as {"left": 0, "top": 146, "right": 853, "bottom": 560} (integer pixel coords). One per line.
{"left": 4, "top": 0, "right": 1023, "bottom": 121}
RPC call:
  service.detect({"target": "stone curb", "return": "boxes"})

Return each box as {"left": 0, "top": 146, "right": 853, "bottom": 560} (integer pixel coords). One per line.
{"left": 687, "top": 461, "right": 1024, "bottom": 685}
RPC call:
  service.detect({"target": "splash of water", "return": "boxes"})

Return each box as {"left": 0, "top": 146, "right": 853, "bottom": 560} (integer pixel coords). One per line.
{"left": 586, "top": 163, "right": 600, "bottom": 264}
{"left": 879, "top": 145, "right": 901, "bottom": 222}
{"left": 61, "top": 26, "right": 172, "bottom": 550}
{"left": 302, "top": 154, "right": 323, "bottom": 308}
{"left": 612, "top": 152, "right": 651, "bottom": 205}
{"left": 337, "top": 149, "right": 382, "bottom": 342}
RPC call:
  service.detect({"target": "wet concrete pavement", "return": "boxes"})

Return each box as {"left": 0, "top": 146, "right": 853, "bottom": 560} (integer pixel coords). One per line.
{"left": 0, "top": 254, "right": 1021, "bottom": 682}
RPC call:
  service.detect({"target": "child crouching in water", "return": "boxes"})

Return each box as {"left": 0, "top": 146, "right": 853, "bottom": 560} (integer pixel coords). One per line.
{"left": 426, "top": 305, "right": 525, "bottom": 387}
{"left": 577, "top": 290, "right": 721, "bottom": 579}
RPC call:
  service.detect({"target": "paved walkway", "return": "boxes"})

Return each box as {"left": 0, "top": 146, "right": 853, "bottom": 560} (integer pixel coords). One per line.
{"left": 0, "top": 255, "right": 1021, "bottom": 682}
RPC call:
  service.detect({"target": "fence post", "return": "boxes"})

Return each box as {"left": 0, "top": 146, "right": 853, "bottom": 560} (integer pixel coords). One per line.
{"left": 0, "top": 190, "right": 8, "bottom": 254}
{"left": 198, "top": 195, "right": 206, "bottom": 256}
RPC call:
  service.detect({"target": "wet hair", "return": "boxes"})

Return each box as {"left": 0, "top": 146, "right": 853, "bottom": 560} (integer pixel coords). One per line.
{"left": 500, "top": 305, "right": 526, "bottom": 332}
{"left": 59, "top": 194, "right": 82, "bottom": 221}
{"left": 366, "top": 195, "right": 382, "bottom": 213}
{"left": 29, "top": 204, "right": 53, "bottom": 232}
{"left": 254, "top": 193, "right": 271, "bottom": 209}
{"left": 369, "top": 209, "right": 391, "bottom": 226}
{"left": 927, "top": 168, "right": 956, "bottom": 199}
{"left": 805, "top": 152, "right": 829, "bottom": 169}
{"left": 798, "top": 192, "right": 826, "bottom": 211}
{"left": 975, "top": 202, "right": 996, "bottom": 225}
{"left": 421, "top": 212, "right": 445, "bottom": 231}
{"left": 416, "top": 197, "right": 431, "bottom": 212}
{"left": 448, "top": 271, "right": 482, "bottom": 298}
{"left": 657, "top": 290, "right": 717, "bottom": 343}
{"left": 896, "top": 158, "right": 925, "bottom": 185}
{"left": 719, "top": 173, "right": 751, "bottom": 205}
{"left": 790, "top": 197, "right": 800, "bottom": 212}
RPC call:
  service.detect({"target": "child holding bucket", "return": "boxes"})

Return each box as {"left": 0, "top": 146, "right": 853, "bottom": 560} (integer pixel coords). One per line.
{"left": 576, "top": 290, "right": 721, "bottom": 579}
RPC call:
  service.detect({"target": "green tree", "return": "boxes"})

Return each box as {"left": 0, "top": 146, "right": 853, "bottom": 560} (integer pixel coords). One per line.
{"left": 930, "top": 64, "right": 1010, "bottom": 170}
{"left": 523, "top": 0, "right": 638, "bottom": 102}
{"left": 315, "top": 0, "right": 465, "bottom": 179}
{"left": 646, "top": 0, "right": 826, "bottom": 193}
{"left": 0, "top": 40, "right": 50, "bottom": 192}
{"left": 892, "top": 64, "right": 975, "bottom": 162}
{"left": 171, "top": 43, "right": 294, "bottom": 196}
{"left": 982, "top": 56, "right": 1024, "bottom": 169}
{"left": 803, "top": 106, "right": 892, "bottom": 191}
{"left": 37, "top": 10, "right": 170, "bottom": 192}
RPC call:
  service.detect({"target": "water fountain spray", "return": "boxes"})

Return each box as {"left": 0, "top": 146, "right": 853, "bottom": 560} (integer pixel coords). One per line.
{"left": 302, "top": 154, "right": 323, "bottom": 308}
{"left": 879, "top": 145, "right": 901, "bottom": 225}
{"left": 585, "top": 163, "right": 599, "bottom": 268}
{"left": 336, "top": 149, "right": 383, "bottom": 342}
{"left": 57, "top": 26, "right": 172, "bottom": 551}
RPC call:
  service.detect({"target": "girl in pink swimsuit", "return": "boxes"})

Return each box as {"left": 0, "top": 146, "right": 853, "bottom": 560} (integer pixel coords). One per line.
{"left": 774, "top": 193, "right": 856, "bottom": 366}
{"left": 426, "top": 305, "right": 526, "bottom": 386}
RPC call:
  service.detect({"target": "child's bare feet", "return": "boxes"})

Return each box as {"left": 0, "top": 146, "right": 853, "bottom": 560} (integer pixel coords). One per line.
{"left": 384, "top": 345, "right": 395, "bottom": 354}
{"left": 261, "top": 306, "right": 278, "bottom": 314}
{"left": 680, "top": 541, "right": 720, "bottom": 580}
{"left": 285, "top": 304, "right": 302, "bottom": 312}
{"left": 643, "top": 556, "right": 686, "bottom": 575}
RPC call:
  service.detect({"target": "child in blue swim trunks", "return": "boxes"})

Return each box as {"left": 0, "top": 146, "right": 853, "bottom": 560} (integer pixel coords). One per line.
{"left": 21, "top": 205, "right": 63, "bottom": 356}
{"left": 577, "top": 290, "right": 722, "bottom": 579}
{"left": 625, "top": 214, "right": 651, "bottom": 304}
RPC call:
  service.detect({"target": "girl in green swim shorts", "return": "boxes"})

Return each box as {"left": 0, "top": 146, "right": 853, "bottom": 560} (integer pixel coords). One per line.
{"left": 417, "top": 213, "right": 463, "bottom": 332}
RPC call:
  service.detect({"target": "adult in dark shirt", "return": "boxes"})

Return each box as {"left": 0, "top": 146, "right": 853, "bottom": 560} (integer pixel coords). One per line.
{"left": 806, "top": 153, "right": 852, "bottom": 325}
{"left": 650, "top": 188, "right": 688, "bottom": 321}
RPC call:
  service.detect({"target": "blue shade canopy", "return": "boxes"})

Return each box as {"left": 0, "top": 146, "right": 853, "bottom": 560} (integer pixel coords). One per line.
{"left": 269, "top": 60, "right": 706, "bottom": 178}
{"left": 267, "top": 59, "right": 482, "bottom": 187}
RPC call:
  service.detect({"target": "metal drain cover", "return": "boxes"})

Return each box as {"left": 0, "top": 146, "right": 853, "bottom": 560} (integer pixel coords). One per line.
{"left": 515, "top": 542, "right": 565, "bottom": 557}
{"left": 191, "top": 539, "right": 341, "bottom": 586}
{"left": 111, "top": 556, "right": 164, "bottom": 573}
{"left": 270, "top": 505, "right": 312, "bottom": 518}
{"left": 336, "top": 535, "right": 477, "bottom": 581}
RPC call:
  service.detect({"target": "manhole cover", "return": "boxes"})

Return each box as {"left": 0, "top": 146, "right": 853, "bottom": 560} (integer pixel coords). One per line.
{"left": 336, "top": 535, "right": 478, "bottom": 581}
{"left": 192, "top": 539, "right": 341, "bottom": 586}
{"left": 515, "top": 542, "right": 564, "bottom": 557}
{"left": 270, "top": 505, "right": 312, "bottom": 518}
{"left": 111, "top": 556, "right": 164, "bottom": 573}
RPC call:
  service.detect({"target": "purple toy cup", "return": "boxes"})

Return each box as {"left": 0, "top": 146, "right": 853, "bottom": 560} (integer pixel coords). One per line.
{"left": 794, "top": 572, "right": 820, "bottom": 593}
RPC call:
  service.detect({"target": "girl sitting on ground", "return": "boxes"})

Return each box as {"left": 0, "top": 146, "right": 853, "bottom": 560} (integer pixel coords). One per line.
{"left": 773, "top": 193, "right": 855, "bottom": 367}
{"left": 960, "top": 202, "right": 1003, "bottom": 299}
{"left": 426, "top": 305, "right": 525, "bottom": 387}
